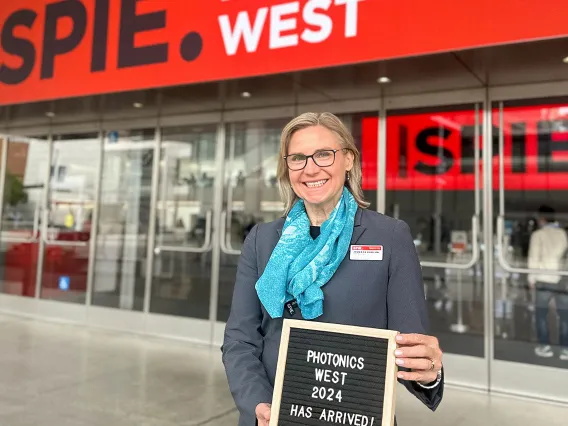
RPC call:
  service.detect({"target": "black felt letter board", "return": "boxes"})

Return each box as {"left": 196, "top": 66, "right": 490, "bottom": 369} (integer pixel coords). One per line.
{"left": 270, "top": 320, "right": 397, "bottom": 426}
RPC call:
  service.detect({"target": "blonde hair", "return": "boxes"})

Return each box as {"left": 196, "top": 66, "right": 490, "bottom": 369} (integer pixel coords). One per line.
{"left": 277, "top": 112, "right": 370, "bottom": 215}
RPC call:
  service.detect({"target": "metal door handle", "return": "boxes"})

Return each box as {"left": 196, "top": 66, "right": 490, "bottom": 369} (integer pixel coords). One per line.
{"left": 496, "top": 215, "right": 568, "bottom": 276}
{"left": 220, "top": 210, "right": 241, "bottom": 255}
{"left": 2, "top": 206, "right": 41, "bottom": 243}
{"left": 155, "top": 209, "right": 212, "bottom": 254}
{"left": 44, "top": 239, "right": 89, "bottom": 247}
{"left": 420, "top": 215, "right": 480, "bottom": 270}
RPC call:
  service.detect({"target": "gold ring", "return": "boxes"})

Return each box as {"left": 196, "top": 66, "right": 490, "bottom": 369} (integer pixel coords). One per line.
{"left": 430, "top": 359, "right": 435, "bottom": 371}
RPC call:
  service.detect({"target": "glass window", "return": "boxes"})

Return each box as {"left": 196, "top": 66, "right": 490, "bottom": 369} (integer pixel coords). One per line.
{"left": 380, "top": 106, "right": 484, "bottom": 358}
{"left": 345, "top": 112, "right": 378, "bottom": 211}
{"left": 0, "top": 136, "right": 47, "bottom": 297}
{"left": 217, "top": 119, "right": 289, "bottom": 321}
{"left": 150, "top": 124, "right": 217, "bottom": 319}
{"left": 40, "top": 133, "right": 100, "bottom": 304}
{"left": 493, "top": 100, "right": 568, "bottom": 368}
{"left": 91, "top": 128, "right": 155, "bottom": 311}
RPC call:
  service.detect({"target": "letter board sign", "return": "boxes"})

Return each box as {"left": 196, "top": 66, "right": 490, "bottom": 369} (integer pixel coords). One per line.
{"left": 270, "top": 320, "right": 398, "bottom": 426}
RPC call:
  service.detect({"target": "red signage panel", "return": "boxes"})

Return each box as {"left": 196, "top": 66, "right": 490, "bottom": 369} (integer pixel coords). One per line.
{"left": 361, "top": 105, "right": 568, "bottom": 191}
{"left": 2, "top": 0, "right": 568, "bottom": 106}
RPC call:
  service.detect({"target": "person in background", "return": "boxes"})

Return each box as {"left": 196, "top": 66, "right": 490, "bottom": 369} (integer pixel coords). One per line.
{"left": 221, "top": 112, "right": 444, "bottom": 426}
{"left": 529, "top": 205, "right": 568, "bottom": 360}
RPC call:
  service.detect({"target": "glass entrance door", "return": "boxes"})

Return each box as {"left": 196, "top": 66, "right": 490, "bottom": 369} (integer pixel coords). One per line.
{"left": 91, "top": 129, "right": 154, "bottom": 311}
{"left": 150, "top": 125, "right": 217, "bottom": 321}
{"left": 38, "top": 133, "right": 100, "bottom": 304}
{"left": 381, "top": 104, "right": 486, "bottom": 388}
{"left": 0, "top": 135, "right": 46, "bottom": 298}
{"left": 492, "top": 100, "right": 568, "bottom": 401}
{"left": 216, "top": 119, "right": 288, "bottom": 328}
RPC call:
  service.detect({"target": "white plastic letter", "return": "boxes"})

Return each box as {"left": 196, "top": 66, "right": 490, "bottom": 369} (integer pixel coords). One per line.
{"left": 270, "top": 2, "right": 299, "bottom": 49}
{"left": 301, "top": 0, "right": 332, "bottom": 44}
{"left": 218, "top": 8, "right": 269, "bottom": 56}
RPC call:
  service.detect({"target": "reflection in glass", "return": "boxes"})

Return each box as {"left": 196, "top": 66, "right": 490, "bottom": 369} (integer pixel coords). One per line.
{"left": 217, "top": 119, "right": 289, "bottom": 322}
{"left": 91, "top": 129, "right": 155, "bottom": 311}
{"left": 0, "top": 136, "right": 47, "bottom": 297}
{"left": 40, "top": 133, "right": 100, "bottom": 304}
{"left": 383, "top": 107, "right": 485, "bottom": 357}
{"left": 493, "top": 102, "right": 568, "bottom": 369}
{"left": 150, "top": 125, "right": 217, "bottom": 319}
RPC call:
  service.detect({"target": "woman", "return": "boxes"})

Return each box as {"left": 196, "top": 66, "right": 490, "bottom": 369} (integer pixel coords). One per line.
{"left": 222, "top": 112, "right": 444, "bottom": 426}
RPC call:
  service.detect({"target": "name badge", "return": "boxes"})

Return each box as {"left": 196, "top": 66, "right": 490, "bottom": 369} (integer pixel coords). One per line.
{"left": 350, "top": 245, "right": 383, "bottom": 261}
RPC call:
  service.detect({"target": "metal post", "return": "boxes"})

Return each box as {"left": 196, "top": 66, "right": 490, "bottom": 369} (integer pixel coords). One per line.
{"left": 85, "top": 128, "right": 104, "bottom": 307}
{"left": 377, "top": 98, "right": 387, "bottom": 213}
{"left": 451, "top": 262, "right": 468, "bottom": 333}
{"left": 474, "top": 103, "right": 481, "bottom": 217}
{"left": 434, "top": 125, "right": 444, "bottom": 256}
{"left": 142, "top": 125, "right": 162, "bottom": 314}
{"left": 157, "top": 151, "right": 169, "bottom": 249}
{"left": 483, "top": 90, "right": 494, "bottom": 389}
{"left": 226, "top": 124, "right": 237, "bottom": 243}
{"left": 498, "top": 102, "right": 505, "bottom": 218}
{"left": 0, "top": 136, "right": 10, "bottom": 237}
{"left": 35, "top": 132, "right": 54, "bottom": 298}
{"left": 209, "top": 119, "right": 227, "bottom": 343}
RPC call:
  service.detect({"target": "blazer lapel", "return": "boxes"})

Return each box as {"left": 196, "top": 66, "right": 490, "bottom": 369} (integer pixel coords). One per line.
{"left": 350, "top": 208, "right": 366, "bottom": 244}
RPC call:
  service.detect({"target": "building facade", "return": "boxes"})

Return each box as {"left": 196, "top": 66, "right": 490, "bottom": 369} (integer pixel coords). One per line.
{"left": 2, "top": 0, "right": 568, "bottom": 404}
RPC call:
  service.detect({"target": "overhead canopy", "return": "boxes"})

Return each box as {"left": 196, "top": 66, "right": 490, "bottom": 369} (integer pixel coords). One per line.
{"left": 1, "top": 0, "right": 568, "bottom": 106}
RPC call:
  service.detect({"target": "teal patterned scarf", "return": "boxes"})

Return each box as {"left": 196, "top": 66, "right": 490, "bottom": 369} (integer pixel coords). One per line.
{"left": 255, "top": 187, "right": 358, "bottom": 319}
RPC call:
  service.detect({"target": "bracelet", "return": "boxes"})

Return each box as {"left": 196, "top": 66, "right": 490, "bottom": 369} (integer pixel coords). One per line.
{"left": 416, "top": 368, "right": 442, "bottom": 389}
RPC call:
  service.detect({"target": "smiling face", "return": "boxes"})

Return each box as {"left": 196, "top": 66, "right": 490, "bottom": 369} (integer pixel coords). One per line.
{"left": 287, "top": 125, "right": 354, "bottom": 211}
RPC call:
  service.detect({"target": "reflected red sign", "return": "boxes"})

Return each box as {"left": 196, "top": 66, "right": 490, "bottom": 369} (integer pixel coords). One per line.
{"left": 2, "top": 0, "right": 568, "bottom": 106}
{"left": 361, "top": 105, "right": 568, "bottom": 190}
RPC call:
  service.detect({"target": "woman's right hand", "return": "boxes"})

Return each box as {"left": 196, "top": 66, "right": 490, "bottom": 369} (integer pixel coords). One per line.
{"left": 255, "top": 403, "right": 272, "bottom": 426}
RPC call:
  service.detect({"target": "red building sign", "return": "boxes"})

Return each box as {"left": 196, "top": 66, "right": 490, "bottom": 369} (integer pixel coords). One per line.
{"left": 2, "top": 0, "right": 568, "bottom": 105}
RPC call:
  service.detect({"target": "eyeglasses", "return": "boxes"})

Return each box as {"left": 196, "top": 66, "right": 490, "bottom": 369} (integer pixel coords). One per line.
{"left": 284, "top": 149, "right": 346, "bottom": 171}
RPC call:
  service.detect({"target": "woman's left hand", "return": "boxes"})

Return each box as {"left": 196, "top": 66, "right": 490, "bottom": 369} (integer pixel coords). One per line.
{"left": 394, "top": 333, "right": 443, "bottom": 385}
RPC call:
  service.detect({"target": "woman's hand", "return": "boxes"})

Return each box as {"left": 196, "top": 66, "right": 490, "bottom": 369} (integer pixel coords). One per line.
{"left": 394, "top": 333, "right": 443, "bottom": 385}
{"left": 255, "top": 403, "right": 272, "bottom": 426}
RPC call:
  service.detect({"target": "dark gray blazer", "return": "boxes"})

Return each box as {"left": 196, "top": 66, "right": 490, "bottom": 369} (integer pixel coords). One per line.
{"left": 221, "top": 208, "right": 444, "bottom": 426}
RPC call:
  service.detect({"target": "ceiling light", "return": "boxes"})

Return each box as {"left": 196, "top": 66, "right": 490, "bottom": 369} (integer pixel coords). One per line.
{"left": 241, "top": 91, "right": 251, "bottom": 98}
{"left": 133, "top": 102, "right": 144, "bottom": 108}
{"left": 377, "top": 77, "right": 391, "bottom": 84}
{"left": 563, "top": 56, "right": 568, "bottom": 64}
{"left": 45, "top": 111, "right": 55, "bottom": 118}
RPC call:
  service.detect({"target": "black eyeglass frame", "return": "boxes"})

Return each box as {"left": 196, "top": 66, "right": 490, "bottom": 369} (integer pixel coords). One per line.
{"left": 283, "top": 148, "right": 350, "bottom": 171}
